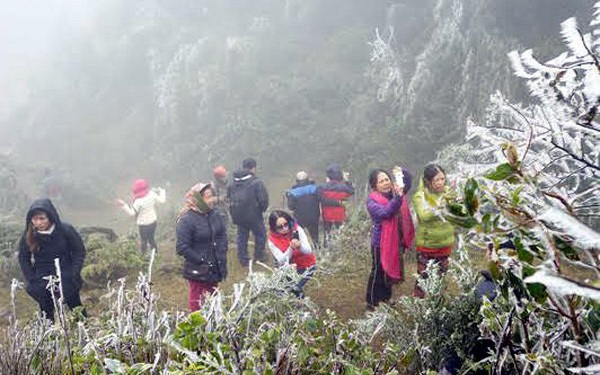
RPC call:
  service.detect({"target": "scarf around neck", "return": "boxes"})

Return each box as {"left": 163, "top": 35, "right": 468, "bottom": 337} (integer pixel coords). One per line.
{"left": 177, "top": 185, "right": 211, "bottom": 222}
{"left": 369, "top": 191, "right": 415, "bottom": 282}
{"left": 268, "top": 222, "right": 298, "bottom": 252}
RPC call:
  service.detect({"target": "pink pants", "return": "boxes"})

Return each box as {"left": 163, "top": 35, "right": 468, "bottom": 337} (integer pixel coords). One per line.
{"left": 188, "top": 280, "right": 217, "bottom": 312}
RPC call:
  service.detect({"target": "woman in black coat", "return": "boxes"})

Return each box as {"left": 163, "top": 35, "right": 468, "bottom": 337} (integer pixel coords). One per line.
{"left": 18, "top": 198, "right": 86, "bottom": 320}
{"left": 176, "top": 182, "right": 228, "bottom": 312}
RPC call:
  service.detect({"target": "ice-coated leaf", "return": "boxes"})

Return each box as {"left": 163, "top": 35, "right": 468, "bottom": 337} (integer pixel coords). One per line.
{"left": 104, "top": 358, "right": 125, "bottom": 374}
{"left": 561, "top": 18, "right": 590, "bottom": 58}
{"left": 538, "top": 207, "right": 600, "bottom": 251}
{"left": 568, "top": 364, "right": 600, "bottom": 374}
{"left": 508, "top": 50, "right": 532, "bottom": 78}
{"left": 525, "top": 268, "right": 600, "bottom": 300}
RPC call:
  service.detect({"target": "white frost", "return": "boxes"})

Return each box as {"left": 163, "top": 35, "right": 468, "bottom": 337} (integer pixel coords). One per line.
{"left": 537, "top": 207, "right": 600, "bottom": 251}
{"left": 525, "top": 268, "right": 600, "bottom": 300}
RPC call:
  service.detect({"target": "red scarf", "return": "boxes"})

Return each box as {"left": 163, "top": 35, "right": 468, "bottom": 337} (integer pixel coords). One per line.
{"left": 369, "top": 192, "right": 415, "bottom": 282}
{"left": 400, "top": 195, "right": 415, "bottom": 249}
{"left": 268, "top": 223, "right": 316, "bottom": 269}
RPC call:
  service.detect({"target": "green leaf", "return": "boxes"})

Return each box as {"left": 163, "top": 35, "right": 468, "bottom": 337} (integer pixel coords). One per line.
{"left": 464, "top": 178, "right": 479, "bottom": 215}
{"left": 448, "top": 202, "right": 467, "bottom": 217}
{"left": 343, "top": 364, "right": 359, "bottom": 375}
{"left": 485, "top": 163, "right": 517, "bottom": 181}
{"left": 522, "top": 264, "right": 536, "bottom": 278}
{"left": 514, "top": 236, "right": 534, "bottom": 264}
{"left": 446, "top": 215, "right": 478, "bottom": 229}
{"left": 298, "top": 346, "right": 311, "bottom": 364}
{"left": 554, "top": 236, "right": 580, "bottom": 261}
{"left": 127, "top": 364, "right": 154, "bottom": 375}
{"left": 511, "top": 185, "right": 525, "bottom": 205}
{"left": 526, "top": 282, "right": 548, "bottom": 303}
{"left": 481, "top": 212, "right": 492, "bottom": 233}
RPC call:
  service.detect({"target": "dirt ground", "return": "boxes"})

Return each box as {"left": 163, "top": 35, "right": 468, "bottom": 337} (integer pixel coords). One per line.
{"left": 1, "top": 200, "right": 424, "bottom": 322}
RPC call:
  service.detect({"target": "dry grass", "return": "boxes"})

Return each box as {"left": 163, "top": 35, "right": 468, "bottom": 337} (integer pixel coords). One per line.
{"left": 0, "top": 233, "right": 426, "bottom": 324}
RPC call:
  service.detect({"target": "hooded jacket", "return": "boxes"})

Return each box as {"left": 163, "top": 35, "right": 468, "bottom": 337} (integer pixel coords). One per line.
{"left": 176, "top": 209, "right": 228, "bottom": 283}
{"left": 18, "top": 199, "right": 86, "bottom": 287}
{"left": 227, "top": 169, "right": 269, "bottom": 225}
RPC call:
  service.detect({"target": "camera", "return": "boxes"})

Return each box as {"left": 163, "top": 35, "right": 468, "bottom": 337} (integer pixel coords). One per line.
{"left": 291, "top": 231, "right": 300, "bottom": 240}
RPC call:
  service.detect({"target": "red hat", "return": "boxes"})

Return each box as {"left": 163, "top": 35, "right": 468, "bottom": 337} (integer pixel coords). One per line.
{"left": 132, "top": 179, "right": 149, "bottom": 199}
{"left": 213, "top": 165, "right": 227, "bottom": 178}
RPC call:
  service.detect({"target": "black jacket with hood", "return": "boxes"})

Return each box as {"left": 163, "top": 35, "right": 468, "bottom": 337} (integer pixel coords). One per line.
{"left": 18, "top": 199, "right": 86, "bottom": 288}
{"left": 176, "top": 209, "right": 228, "bottom": 283}
{"left": 227, "top": 169, "right": 269, "bottom": 226}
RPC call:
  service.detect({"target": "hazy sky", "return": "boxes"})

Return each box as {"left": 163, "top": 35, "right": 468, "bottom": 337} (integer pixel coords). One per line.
{"left": 0, "top": 1, "right": 100, "bottom": 120}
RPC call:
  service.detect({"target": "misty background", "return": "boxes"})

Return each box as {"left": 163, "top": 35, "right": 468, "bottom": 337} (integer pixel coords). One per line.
{"left": 0, "top": 0, "right": 590, "bottom": 215}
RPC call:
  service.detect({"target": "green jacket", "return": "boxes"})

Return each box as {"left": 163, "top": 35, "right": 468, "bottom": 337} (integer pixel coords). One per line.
{"left": 412, "top": 184, "right": 455, "bottom": 249}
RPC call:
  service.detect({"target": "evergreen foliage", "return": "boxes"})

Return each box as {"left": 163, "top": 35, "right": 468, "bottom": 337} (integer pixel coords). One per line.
{"left": 1, "top": 1, "right": 589, "bottom": 183}
{"left": 81, "top": 236, "right": 147, "bottom": 289}
{"left": 0, "top": 2, "right": 598, "bottom": 374}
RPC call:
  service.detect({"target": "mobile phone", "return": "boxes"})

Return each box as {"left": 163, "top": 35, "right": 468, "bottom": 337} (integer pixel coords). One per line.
{"left": 393, "top": 166, "right": 404, "bottom": 189}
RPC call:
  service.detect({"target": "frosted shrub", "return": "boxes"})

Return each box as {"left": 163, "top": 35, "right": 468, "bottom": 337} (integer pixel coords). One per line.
{"left": 355, "top": 245, "right": 484, "bottom": 374}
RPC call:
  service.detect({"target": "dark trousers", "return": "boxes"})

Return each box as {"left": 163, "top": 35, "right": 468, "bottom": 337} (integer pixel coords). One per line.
{"left": 413, "top": 252, "right": 450, "bottom": 298}
{"left": 26, "top": 279, "right": 82, "bottom": 321}
{"left": 236, "top": 220, "right": 267, "bottom": 266}
{"left": 138, "top": 222, "right": 157, "bottom": 253}
{"left": 366, "top": 246, "right": 392, "bottom": 307}
{"left": 297, "top": 220, "right": 319, "bottom": 248}
{"left": 323, "top": 221, "right": 343, "bottom": 247}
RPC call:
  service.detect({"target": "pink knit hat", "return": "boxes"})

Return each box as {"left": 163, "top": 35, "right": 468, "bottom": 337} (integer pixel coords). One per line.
{"left": 132, "top": 179, "right": 149, "bottom": 199}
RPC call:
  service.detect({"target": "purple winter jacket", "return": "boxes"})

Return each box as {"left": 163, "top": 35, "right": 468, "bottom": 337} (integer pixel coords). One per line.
{"left": 366, "top": 193, "right": 402, "bottom": 248}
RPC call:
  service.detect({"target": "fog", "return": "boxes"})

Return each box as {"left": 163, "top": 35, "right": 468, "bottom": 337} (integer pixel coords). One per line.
{"left": 1, "top": 1, "right": 98, "bottom": 118}
{"left": 0, "top": 0, "right": 591, "bottom": 213}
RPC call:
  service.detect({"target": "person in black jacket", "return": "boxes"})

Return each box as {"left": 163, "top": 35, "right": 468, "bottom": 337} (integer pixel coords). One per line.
{"left": 176, "top": 182, "right": 228, "bottom": 311}
{"left": 18, "top": 198, "right": 86, "bottom": 321}
{"left": 286, "top": 171, "right": 320, "bottom": 246}
{"left": 227, "top": 158, "right": 269, "bottom": 266}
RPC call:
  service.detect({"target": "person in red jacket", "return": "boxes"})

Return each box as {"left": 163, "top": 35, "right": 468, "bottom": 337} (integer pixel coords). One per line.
{"left": 267, "top": 210, "right": 316, "bottom": 298}
{"left": 317, "top": 163, "right": 354, "bottom": 247}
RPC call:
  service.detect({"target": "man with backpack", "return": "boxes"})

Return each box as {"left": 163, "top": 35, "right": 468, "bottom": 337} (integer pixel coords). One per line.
{"left": 286, "top": 171, "right": 320, "bottom": 246}
{"left": 228, "top": 158, "right": 269, "bottom": 266}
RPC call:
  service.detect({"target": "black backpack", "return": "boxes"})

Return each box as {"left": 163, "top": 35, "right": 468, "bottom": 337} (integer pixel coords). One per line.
{"left": 229, "top": 179, "right": 257, "bottom": 225}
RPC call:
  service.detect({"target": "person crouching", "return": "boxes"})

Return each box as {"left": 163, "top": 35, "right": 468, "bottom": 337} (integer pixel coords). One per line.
{"left": 267, "top": 210, "right": 316, "bottom": 298}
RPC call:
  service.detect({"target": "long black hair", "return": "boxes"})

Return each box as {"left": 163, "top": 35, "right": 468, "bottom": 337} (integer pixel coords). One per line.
{"left": 268, "top": 210, "right": 295, "bottom": 232}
